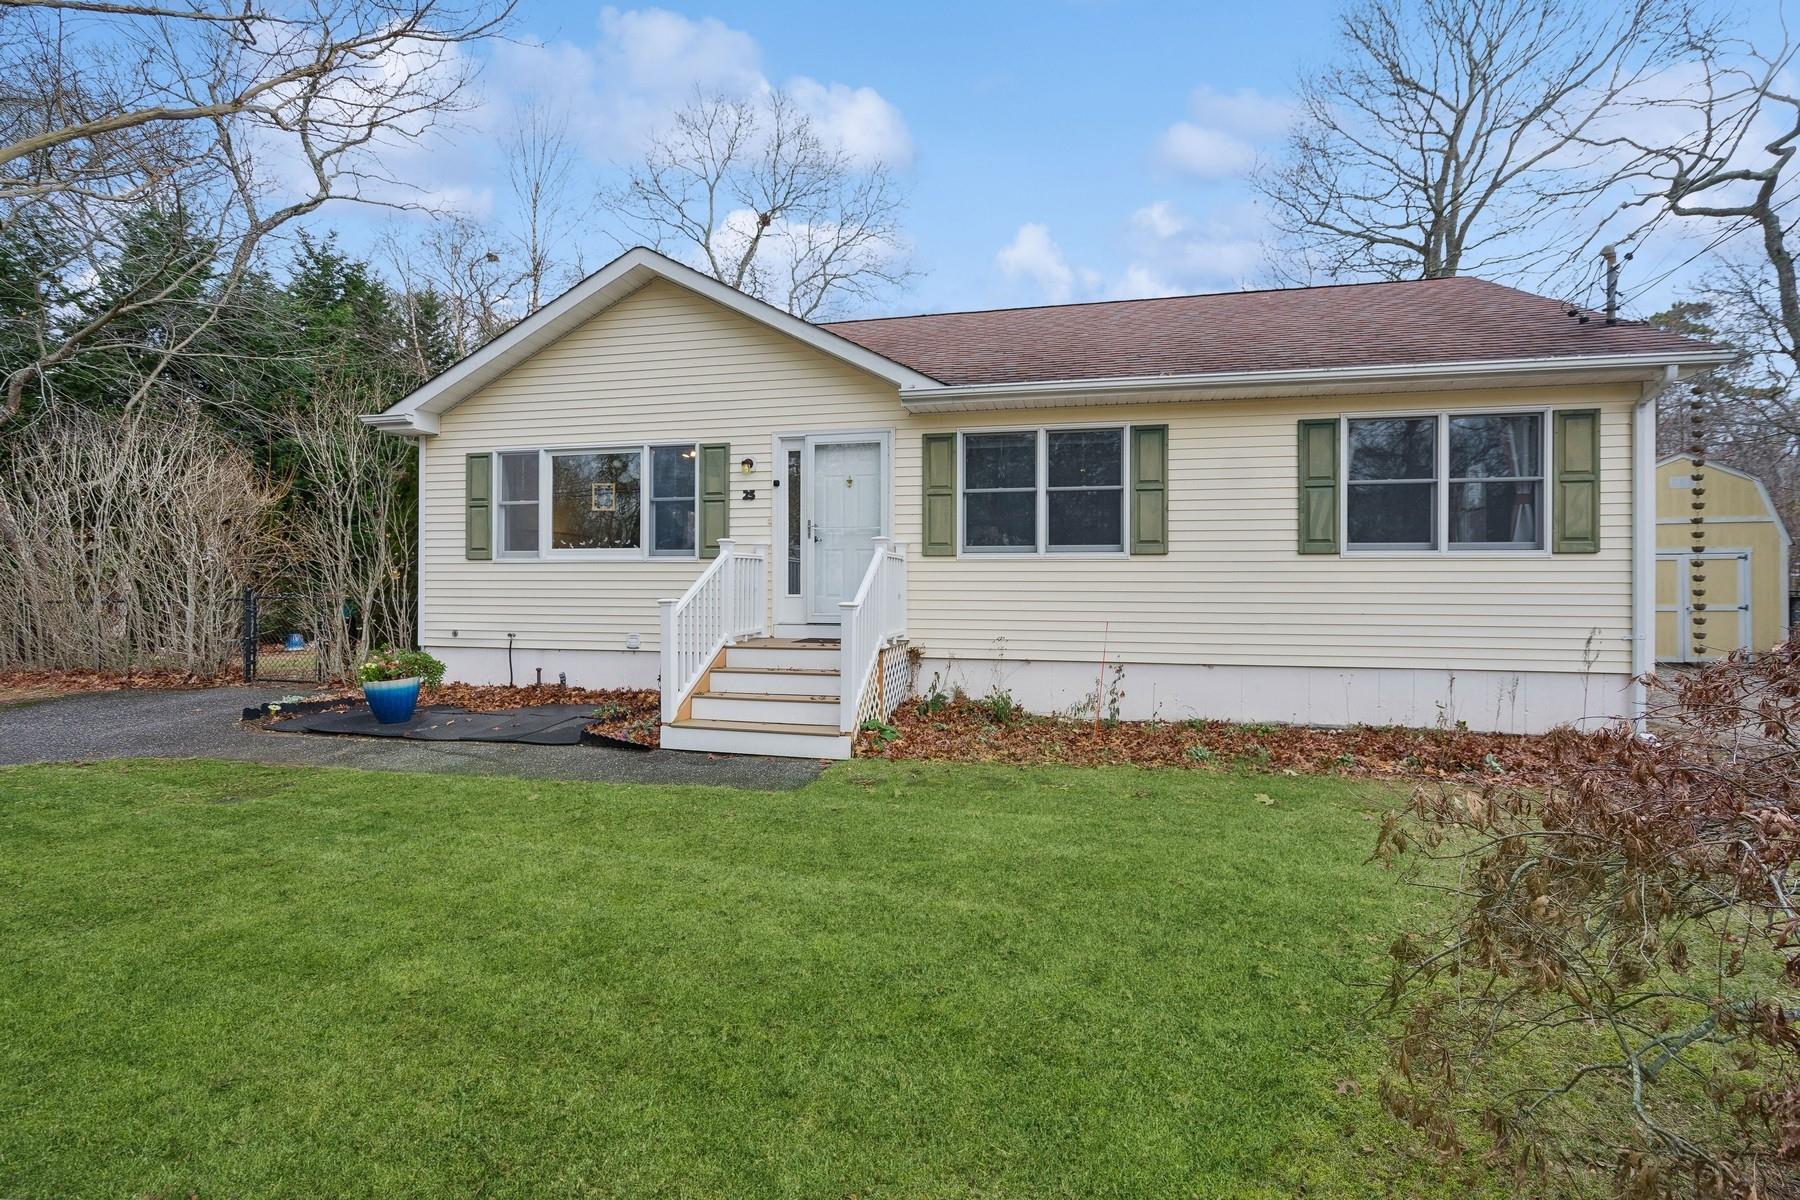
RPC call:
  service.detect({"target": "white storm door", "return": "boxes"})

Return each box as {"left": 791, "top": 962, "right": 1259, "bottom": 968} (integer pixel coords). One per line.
{"left": 805, "top": 437, "right": 885, "bottom": 623}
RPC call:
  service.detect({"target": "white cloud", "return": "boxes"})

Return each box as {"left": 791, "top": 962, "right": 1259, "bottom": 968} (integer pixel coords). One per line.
{"left": 493, "top": 8, "right": 912, "bottom": 166}
{"left": 597, "top": 5, "right": 763, "bottom": 96}
{"left": 996, "top": 223, "right": 1077, "bottom": 302}
{"left": 1183, "top": 85, "right": 1293, "bottom": 138}
{"left": 1155, "top": 84, "right": 1290, "bottom": 179}
{"left": 1156, "top": 124, "right": 1256, "bottom": 179}
{"left": 992, "top": 202, "right": 1270, "bottom": 306}
{"left": 786, "top": 78, "right": 914, "bottom": 167}
{"left": 1119, "top": 200, "right": 1267, "bottom": 294}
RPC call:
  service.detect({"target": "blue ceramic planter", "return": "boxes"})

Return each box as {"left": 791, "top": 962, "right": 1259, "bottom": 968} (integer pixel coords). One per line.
{"left": 363, "top": 676, "right": 421, "bottom": 724}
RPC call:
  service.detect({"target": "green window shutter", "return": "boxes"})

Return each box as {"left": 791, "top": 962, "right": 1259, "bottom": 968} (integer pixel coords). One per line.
{"left": 698, "top": 443, "right": 730, "bottom": 559}
{"left": 1129, "top": 424, "right": 1169, "bottom": 555}
{"left": 465, "top": 453, "right": 492, "bottom": 561}
{"left": 921, "top": 433, "right": 957, "bottom": 556}
{"left": 1552, "top": 409, "right": 1600, "bottom": 553}
{"left": 1296, "top": 419, "right": 1338, "bottom": 554}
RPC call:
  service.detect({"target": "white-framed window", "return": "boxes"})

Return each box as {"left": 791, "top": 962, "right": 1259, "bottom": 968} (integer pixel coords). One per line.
{"left": 496, "top": 450, "right": 540, "bottom": 558}
{"left": 492, "top": 443, "right": 700, "bottom": 559}
{"left": 960, "top": 426, "right": 1127, "bottom": 555}
{"left": 1447, "top": 413, "right": 1543, "bottom": 549}
{"left": 648, "top": 445, "right": 699, "bottom": 556}
{"left": 1343, "top": 410, "right": 1547, "bottom": 553}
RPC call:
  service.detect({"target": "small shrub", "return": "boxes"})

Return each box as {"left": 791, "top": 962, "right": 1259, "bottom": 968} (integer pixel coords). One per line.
{"left": 590, "top": 700, "right": 631, "bottom": 722}
{"left": 976, "top": 688, "right": 1019, "bottom": 725}
{"left": 1185, "top": 745, "right": 1215, "bottom": 763}
{"left": 859, "top": 718, "right": 900, "bottom": 745}
{"left": 916, "top": 686, "right": 949, "bottom": 717}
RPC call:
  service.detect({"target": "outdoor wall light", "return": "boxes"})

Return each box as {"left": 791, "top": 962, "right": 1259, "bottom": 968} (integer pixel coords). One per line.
{"left": 740, "top": 457, "right": 754, "bottom": 475}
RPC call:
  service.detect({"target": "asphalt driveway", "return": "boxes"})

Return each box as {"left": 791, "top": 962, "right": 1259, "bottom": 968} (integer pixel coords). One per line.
{"left": 0, "top": 686, "right": 825, "bottom": 789}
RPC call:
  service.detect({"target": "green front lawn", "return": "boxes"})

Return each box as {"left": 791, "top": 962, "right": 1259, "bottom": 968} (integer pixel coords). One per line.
{"left": 0, "top": 758, "right": 1474, "bottom": 1198}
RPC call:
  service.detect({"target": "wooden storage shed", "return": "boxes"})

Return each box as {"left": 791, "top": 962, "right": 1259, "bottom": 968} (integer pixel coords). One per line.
{"left": 1655, "top": 455, "right": 1792, "bottom": 662}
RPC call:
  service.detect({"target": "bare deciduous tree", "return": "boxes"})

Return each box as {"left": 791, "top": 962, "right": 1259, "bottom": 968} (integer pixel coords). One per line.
{"left": 1255, "top": 0, "right": 1699, "bottom": 283}
{"left": 0, "top": 0, "right": 513, "bottom": 422}
{"left": 1596, "top": 36, "right": 1800, "bottom": 382}
{"left": 382, "top": 214, "right": 515, "bottom": 360}
{"left": 616, "top": 90, "right": 913, "bottom": 318}
{"left": 504, "top": 101, "right": 585, "bottom": 313}
{"left": 0, "top": 408, "right": 284, "bottom": 672}
{"left": 283, "top": 371, "right": 416, "bottom": 679}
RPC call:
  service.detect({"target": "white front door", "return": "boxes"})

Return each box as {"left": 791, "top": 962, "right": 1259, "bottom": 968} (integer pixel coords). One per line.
{"left": 805, "top": 437, "right": 885, "bottom": 623}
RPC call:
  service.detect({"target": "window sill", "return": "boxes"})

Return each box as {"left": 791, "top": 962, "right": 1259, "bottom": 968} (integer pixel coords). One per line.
{"left": 952, "top": 550, "right": 1132, "bottom": 561}
{"left": 488, "top": 553, "right": 702, "bottom": 563}
{"left": 1337, "top": 549, "right": 1553, "bottom": 560}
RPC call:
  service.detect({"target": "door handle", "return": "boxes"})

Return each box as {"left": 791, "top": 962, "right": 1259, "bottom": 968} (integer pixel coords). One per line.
{"left": 807, "top": 519, "right": 819, "bottom": 542}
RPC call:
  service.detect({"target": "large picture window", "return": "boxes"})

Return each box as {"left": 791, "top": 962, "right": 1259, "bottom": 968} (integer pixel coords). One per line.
{"left": 961, "top": 427, "right": 1126, "bottom": 554}
{"left": 1344, "top": 411, "right": 1547, "bottom": 552}
{"left": 552, "top": 450, "right": 640, "bottom": 551}
{"left": 491, "top": 444, "right": 699, "bottom": 558}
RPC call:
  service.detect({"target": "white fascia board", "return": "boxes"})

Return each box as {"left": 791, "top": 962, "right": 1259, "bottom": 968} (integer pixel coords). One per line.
{"left": 370, "top": 247, "right": 939, "bottom": 436}
{"left": 897, "top": 350, "right": 1739, "bottom": 413}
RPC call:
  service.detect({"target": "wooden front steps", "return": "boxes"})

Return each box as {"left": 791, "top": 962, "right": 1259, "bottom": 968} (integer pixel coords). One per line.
{"left": 661, "top": 637, "right": 851, "bottom": 759}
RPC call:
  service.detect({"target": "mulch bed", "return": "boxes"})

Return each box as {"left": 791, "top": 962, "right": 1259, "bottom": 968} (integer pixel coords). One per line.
{"left": 257, "top": 682, "right": 664, "bottom": 749}
{"left": 858, "top": 697, "right": 1586, "bottom": 783}
{"left": 0, "top": 668, "right": 244, "bottom": 706}
{"left": 245, "top": 678, "right": 1581, "bottom": 778}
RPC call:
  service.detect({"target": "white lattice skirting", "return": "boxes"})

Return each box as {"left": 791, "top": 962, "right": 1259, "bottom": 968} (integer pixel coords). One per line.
{"left": 855, "top": 641, "right": 915, "bottom": 728}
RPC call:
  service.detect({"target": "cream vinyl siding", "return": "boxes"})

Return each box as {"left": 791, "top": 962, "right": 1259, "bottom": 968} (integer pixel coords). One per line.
{"left": 420, "top": 279, "right": 908, "bottom": 654}
{"left": 420, "top": 277, "right": 1639, "bottom": 676}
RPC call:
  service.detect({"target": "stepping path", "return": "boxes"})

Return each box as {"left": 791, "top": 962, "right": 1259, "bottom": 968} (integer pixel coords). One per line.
{"left": 0, "top": 686, "right": 825, "bottom": 790}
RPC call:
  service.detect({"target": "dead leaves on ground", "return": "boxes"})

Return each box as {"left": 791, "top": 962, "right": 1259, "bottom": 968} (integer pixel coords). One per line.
{"left": 860, "top": 698, "right": 1580, "bottom": 784}
{"left": 0, "top": 668, "right": 242, "bottom": 704}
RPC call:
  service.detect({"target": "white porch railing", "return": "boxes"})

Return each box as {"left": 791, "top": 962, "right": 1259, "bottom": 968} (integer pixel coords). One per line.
{"left": 838, "top": 537, "right": 907, "bottom": 732}
{"left": 658, "top": 539, "right": 768, "bottom": 722}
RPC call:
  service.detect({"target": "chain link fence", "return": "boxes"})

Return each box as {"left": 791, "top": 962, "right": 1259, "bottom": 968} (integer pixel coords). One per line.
{"left": 0, "top": 590, "right": 414, "bottom": 685}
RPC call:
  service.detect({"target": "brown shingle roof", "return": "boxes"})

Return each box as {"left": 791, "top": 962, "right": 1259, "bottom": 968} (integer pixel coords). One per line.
{"left": 817, "top": 276, "right": 1716, "bottom": 387}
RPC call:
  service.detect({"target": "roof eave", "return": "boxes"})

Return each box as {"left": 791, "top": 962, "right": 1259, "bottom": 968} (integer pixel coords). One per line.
{"left": 897, "top": 350, "right": 1737, "bottom": 412}
{"left": 361, "top": 410, "right": 438, "bottom": 436}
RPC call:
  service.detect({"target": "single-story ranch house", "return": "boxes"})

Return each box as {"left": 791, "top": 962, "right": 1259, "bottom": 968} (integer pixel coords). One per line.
{"left": 368, "top": 247, "right": 1731, "bottom": 758}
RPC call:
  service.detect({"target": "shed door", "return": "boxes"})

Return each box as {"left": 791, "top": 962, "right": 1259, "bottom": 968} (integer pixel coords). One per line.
{"left": 1656, "top": 550, "right": 1752, "bottom": 662}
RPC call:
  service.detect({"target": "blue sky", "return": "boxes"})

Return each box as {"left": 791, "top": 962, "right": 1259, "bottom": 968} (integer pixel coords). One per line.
{"left": 332, "top": 0, "right": 1786, "bottom": 320}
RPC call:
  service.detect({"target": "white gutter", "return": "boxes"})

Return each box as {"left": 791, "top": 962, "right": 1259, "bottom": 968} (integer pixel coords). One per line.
{"left": 898, "top": 349, "right": 1735, "bottom": 410}
{"left": 1631, "top": 364, "right": 1679, "bottom": 731}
